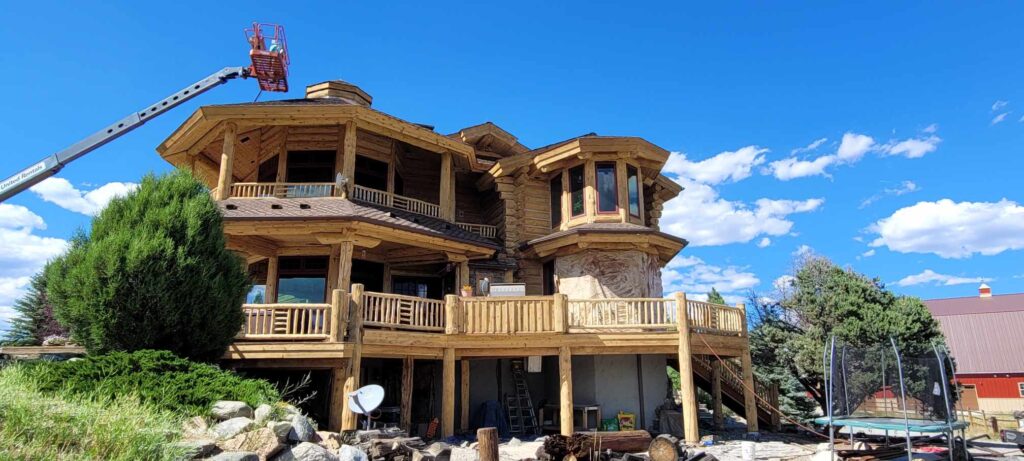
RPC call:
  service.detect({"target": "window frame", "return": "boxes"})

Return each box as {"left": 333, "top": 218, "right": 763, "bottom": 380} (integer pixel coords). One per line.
{"left": 550, "top": 173, "right": 563, "bottom": 227}
{"left": 626, "top": 164, "right": 641, "bottom": 218}
{"left": 595, "top": 161, "right": 619, "bottom": 214}
{"left": 568, "top": 165, "right": 586, "bottom": 217}
{"left": 1018, "top": 382, "right": 1024, "bottom": 398}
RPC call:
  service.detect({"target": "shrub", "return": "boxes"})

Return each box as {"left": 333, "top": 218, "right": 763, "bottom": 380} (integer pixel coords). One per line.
{"left": 46, "top": 170, "right": 250, "bottom": 361}
{"left": 0, "top": 364, "right": 186, "bottom": 460}
{"left": 23, "top": 349, "right": 280, "bottom": 416}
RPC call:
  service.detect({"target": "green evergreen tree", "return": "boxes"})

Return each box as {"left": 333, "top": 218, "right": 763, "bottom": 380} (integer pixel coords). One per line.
{"left": 2, "top": 272, "right": 67, "bottom": 346}
{"left": 47, "top": 170, "right": 250, "bottom": 361}
{"left": 707, "top": 287, "right": 726, "bottom": 305}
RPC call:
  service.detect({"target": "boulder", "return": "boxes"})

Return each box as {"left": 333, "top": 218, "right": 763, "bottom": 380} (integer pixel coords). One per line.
{"left": 182, "top": 416, "right": 211, "bottom": 438}
{"left": 170, "top": 438, "right": 217, "bottom": 459}
{"left": 212, "top": 452, "right": 260, "bottom": 461}
{"left": 288, "top": 414, "right": 318, "bottom": 443}
{"left": 276, "top": 403, "right": 302, "bottom": 418}
{"left": 214, "top": 417, "right": 255, "bottom": 440}
{"left": 337, "top": 445, "right": 369, "bottom": 461}
{"left": 269, "top": 421, "right": 293, "bottom": 441}
{"left": 317, "top": 431, "right": 343, "bottom": 450}
{"left": 219, "top": 427, "right": 285, "bottom": 460}
{"left": 213, "top": 401, "right": 255, "bottom": 420}
{"left": 272, "top": 442, "right": 339, "bottom": 461}
{"left": 255, "top": 404, "right": 274, "bottom": 424}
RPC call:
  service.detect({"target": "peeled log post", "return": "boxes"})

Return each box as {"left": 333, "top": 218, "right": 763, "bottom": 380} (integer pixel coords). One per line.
{"left": 478, "top": 427, "right": 498, "bottom": 461}
{"left": 648, "top": 434, "right": 683, "bottom": 461}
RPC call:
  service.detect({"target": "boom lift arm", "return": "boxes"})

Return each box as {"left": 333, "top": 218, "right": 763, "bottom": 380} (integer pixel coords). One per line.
{"left": 0, "top": 66, "right": 249, "bottom": 202}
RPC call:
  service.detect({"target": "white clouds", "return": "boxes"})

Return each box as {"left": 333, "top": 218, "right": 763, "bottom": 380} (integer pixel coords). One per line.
{"left": 765, "top": 155, "right": 836, "bottom": 181}
{"left": 861, "top": 249, "right": 876, "bottom": 258}
{"left": 835, "top": 132, "right": 875, "bottom": 162}
{"left": 663, "top": 146, "right": 768, "bottom": 185}
{"left": 922, "top": 123, "right": 938, "bottom": 134}
{"left": 793, "top": 244, "right": 814, "bottom": 258}
{"left": 0, "top": 204, "right": 68, "bottom": 332}
{"left": 663, "top": 255, "right": 759, "bottom": 301}
{"left": 30, "top": 177, "right": 137, "bottom": 215}
{"left": 880, "top": 136, "right": 941, "bottom": 158}
{"left": 894, "top": 269, "right": 991, "bottom": 287}
{"left": 869, "top": 199, "right": 1024, "bottom": 258}
{"left": 791, "top": 137, "right": 827, "bottom": 155}
{"left": 757, "top": 237, "right": 771, "bottom": 248}
{"left": 660, "top": 177, "right": 823, "bottom": 246}
{"left": 767, "top": 129, "right": 940, "bottom": 181}
{"left": 859, "top": 180, "right": 920, "bottom": 208}
{"left": 991, "top": 112, "right": 1009, "bottom": 125}
{"left": 992, "top": 100, "right": 1009, "bottom": 111}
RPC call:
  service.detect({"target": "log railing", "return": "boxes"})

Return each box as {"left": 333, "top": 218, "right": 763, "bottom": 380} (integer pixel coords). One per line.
{"left": 351, "top": 185, "right": 442, "bottom": 219}
{"left": 459, "top": 296, "right": 558, "bottom": 334}
{"left": 692, "top": 355, "right": 778, "bottom": 414}
{"left": 229, "top": 182, "right": 336, "bottom": 199}
{"left": 361, "top": 291, "right": 445, "bottom": 332}
{"left": 455, "top": 222, "right": 498, "bottom": 238}
{"left": 685, "top": 299, "right": 744, "bottom": 336}
{"left": 567, "top": 298, "right": 676, "bottom": 330}
{"left": 240, "top": 303, "right": 333, "bottom": 340}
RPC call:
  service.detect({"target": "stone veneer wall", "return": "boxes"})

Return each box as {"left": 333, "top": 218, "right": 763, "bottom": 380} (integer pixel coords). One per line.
{"left": 554, "top": 250, "right": 663, "bottom": 299}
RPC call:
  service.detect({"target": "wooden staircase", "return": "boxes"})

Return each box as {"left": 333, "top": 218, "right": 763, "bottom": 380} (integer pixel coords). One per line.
{"left": 672, "top": 356, "right": 779, "bottom": 429}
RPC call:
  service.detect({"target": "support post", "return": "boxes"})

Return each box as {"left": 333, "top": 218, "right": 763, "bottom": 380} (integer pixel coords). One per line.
{"left": 712, "top": 359, "right": 724, "bottom": 430}
{"left": 340, "top": 121, "right": 357, "bottom": 199}
{"left": 266, "top": 255, "right": 279, "bottom": 303}
{"left": 329, "top": 366, "right": 347, "bottom": 431}
{"left": 440, "top": 152, "right": 455, "bottom": 221}
{"left": 382, "top": 263, "right": 392, "bottom": 293}
{"left": 445, "top": 294, "right": 460, "bottom": 334}
{"left": 341, "top": 283, "right": 365, "bottom": 431}
{"left": 553, "top": 293, "right": 568, "bottom": 333}
{"left": 215, "top": 122, "right": 238, "bottom": 200}
{"left": 738, "top": 302, "right": 759, "bottom": 433}
{"left": 401, "top": 356, "right": 414, "bottom": 431}
{"left": 330, "top": 288, "right": 347, "bottom": 342}
{"left": 559, "top": 346, "right": 574, "bottom": 436}
{"left": 458, "top": 260, "right": 470, "bottom": 292}
{"left": 337, "top": 240, "right": 355, "bottom": 293}
{"left": 674, "top": 292, "right": 700, "bottom": 444}
{"left": 443, "top": 347, "right": 456, "bottom": 437}
{"left": 461, "top": 359, "right": 471, "bottom": 432}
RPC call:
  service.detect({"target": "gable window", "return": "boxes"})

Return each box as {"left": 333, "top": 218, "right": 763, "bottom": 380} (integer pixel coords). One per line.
{"left": 627, "top": 165, "right": 640, "bottom": 217}
{"left": 1019, "top": 382, "right": 1024, "bottom": 398}
{"left": 550, "top": 173, "right": 563, "bottom": 227}
{"left": 569, "top": 165, "right": 585, "bottom": 217}
{"left": 596, "top": 162, "right": 617, "bottom": 213}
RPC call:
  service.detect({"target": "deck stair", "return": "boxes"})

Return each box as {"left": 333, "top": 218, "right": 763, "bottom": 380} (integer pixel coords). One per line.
{"left": 505, "top": 359, "right": 539, "bottom": 435}
{"left": 673, "top": 356, "right": 779, "bottom": 429}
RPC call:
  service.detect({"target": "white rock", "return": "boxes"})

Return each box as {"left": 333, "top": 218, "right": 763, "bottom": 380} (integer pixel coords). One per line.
{"left": 288, "top": 414, "right": 318, "bottom": 442}
{"left": 255, "top": 404, "right": 274, "bottom": 424}
{"left": 337, "top": 445, "right": 369, "bottom": 461}
{"left": 213, "top": 401, "right": 255, "bottom": 420}
{"left": 213, "top": 417, "right": 255, "bottom": 440}
{"left": 277, "top": 403, "right": 302, "bottom": 418}
{"left": 273, "top": 442, "right": 339, "bottom": 461}
{"left": 269, "top": 421, "right": 293, "bottom": 440}
{"left": 449, "top": 446, "right": 479, "bottom": 461}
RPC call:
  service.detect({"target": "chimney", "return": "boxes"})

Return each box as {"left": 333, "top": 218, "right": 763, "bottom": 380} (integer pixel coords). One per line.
{"left": 979, "top": 283, "right": 992, "bottom": 298}
{"left": 305, "top": 80, "right": 372, "bottom": 107}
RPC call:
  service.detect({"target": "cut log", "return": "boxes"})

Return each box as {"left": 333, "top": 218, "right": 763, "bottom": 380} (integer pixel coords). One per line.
{"left": 648, "top": 434, "right": 683, "bottom": 461}
{"left": 544, "top": 434, "right": 569, "bottom": 461}
{"left": 587, "top": 431, "right": 653, "bottom": 454}
{"left": 567, "top": 433, "right": 594, "bottom": 459}
{"left": 478, "top": 428, "right": 499, "bottom": 461}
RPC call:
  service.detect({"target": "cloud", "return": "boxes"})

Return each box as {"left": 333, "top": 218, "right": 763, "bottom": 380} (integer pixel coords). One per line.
{"left": 791, "top": 137, "right": 828, "bottom": 155}
{"left": 894, "top": 269, "right": 991, "bottom": 287}
{"left": 663, "top": 255, "right": 759, "bottom": 303}
{"left": 757, "top": 237, "right": 771, "bottom": 248}
{"left": 660, "top": 177, "right": 823, "bottom": 246}
{"left": 861, "top": 249, "right": 876, "bottom": 258}
{"left": 991, "top": 112, "right": 1010, "bottom": 125}
{"left": 793, "top": 244, "right": 814, "bottom": 258}
{"left": 880, "top": 136, "right": 941, "bottom": 158}
{"left": 922, "top": 123, "right": 938, "bottom": 134}
{"left": 663, "top": 146, "right": 768, "bottom": 185}
{"left": 767, "top": 129, "right": 940, "bottom": 180}
{"left": 859, "top": 180, "right": 920, "bottom": 208}
{"left": 0, "top": 204, "right": 68, "bottom": 333}
{"left": 992, "top": 100, "right": 1009, "bottom": 111}
{"left": 29, "top": 177, "right": 137, "bottom": 215}
{"left": 869, "top": 199, "right": 1024, "bottom": 258}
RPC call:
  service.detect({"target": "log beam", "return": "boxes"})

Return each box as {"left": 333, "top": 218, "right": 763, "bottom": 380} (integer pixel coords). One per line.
{"left": 461, "top": 359, "right": 471, "bottom": 432}
{"left": 341, "top": 284, "right": 365, "bottom": 431}
{"left": 443, "top": 347, "right": 456, "bottom": 437}
{"left": 329, "top": 365, "right": 347, "bottom": 431}
{"left": 739, "top": 303, "right": 759, "bottom": 433}
{"left": 559, "top": 346, "right": 574, "bottom": 436}
{"left": 712, "top": 358, "right": 724, "bottom": 430}
{"left": 341, "top": 121, "right": 357, "bottom": 198}
{"left": 674, "top": 292, "right": 699, "bottom": 443}
{"left": 215, "top": 122, "right": 238, "bottom": 200}
{"left": 401, "top": 356, "right": 414, "bottom": 431}
{"left": 266, "top": 256, "right": 279, "bottom": 303}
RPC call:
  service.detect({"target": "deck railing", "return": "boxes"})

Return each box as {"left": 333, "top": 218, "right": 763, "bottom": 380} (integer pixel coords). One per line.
{"left": 567, "top": 298, "right": 676, "bottom": 330}
{"left": 362, "top": 291, "right": 445, "bottom": 332}
{"left": 686, "top": 299, "right": 744, "bottom": 336}
{"left": 230, "top": 182, "right": 336, "bottom": 198}
{"left": 240, "top": 303, "right": 333, "bottom": 340}
{"left": 351, "top": 185, "right": 442, "bottom": 219}
{"left": 455, "top": 222, "right": 498, "bottom": 238}
{"left": 459, "top": 296, "right": 558, "bottom": 334}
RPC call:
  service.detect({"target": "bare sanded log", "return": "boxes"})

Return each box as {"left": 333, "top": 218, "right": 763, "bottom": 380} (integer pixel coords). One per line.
{"left": 648, "top": 434, "right": 683, "bottom": 461}
{"left": 478, "top": 427, "right": 499, "bottom": 461}
{"left": 590, "top": 431, "right": 653, "bottom": 454}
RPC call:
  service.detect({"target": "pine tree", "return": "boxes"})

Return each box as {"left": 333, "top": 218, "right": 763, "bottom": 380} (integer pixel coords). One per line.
{"left": 707, "top": 287, "right": 726, "bottom": 305}
{"left": 3, "top": 272, "right": 66, "bottom": 346}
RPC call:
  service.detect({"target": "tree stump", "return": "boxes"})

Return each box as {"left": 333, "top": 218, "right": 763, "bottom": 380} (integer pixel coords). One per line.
{"left": 648, "top": 434, "right": 683, "bottom": 461}
{"left": 478, "top": 428, "right": 498, "bottom": 461}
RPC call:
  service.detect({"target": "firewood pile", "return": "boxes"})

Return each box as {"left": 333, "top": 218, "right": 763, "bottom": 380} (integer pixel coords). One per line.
{"left": 541, "top": 431, "right": 665, "bottom": 461}
{"left": 350, "top": 428, "right": 451, "bottom": 461}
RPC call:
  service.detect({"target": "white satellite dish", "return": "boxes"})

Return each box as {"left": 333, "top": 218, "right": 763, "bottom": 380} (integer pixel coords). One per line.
{"left": 348, "top": 384, "right": 385, "bottom": 429}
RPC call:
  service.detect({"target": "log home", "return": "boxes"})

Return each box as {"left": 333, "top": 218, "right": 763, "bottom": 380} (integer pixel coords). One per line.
{"left": 156, "top": 80, "right": 777, "bottom": 441}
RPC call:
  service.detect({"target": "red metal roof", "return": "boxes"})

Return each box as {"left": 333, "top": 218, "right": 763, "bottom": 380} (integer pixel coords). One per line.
{"left": 924, "top": 293, "right": 1024, "bottom": 374}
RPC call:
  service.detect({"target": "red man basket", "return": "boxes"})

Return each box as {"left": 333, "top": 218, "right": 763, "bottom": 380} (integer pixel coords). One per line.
{"left": 245, "top": 23, "right": 290, "bottom": 92}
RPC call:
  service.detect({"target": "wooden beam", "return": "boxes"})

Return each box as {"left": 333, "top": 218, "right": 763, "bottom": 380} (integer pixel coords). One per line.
{"left": 674, "top": 292, "right": 699, "bottom": 443}
{"left": 442, "top": 347, "right": 456, "bottom": 437}
{"left": 739, "top": 303, "right": 758, "bottom": 433}
{"left": 460, "top": 359, "right": 471, "bottom": 432}
{"left": 329, "top": 366, "right": 347, "bottom": 431}
{"left": 337, "top": 240, "right": 355, "bottom": 293}
{"left": 458, "top": 260, "right": 470, "bottom": 293}
{"left": 401, "top": 356, "right": 414, "bottom": 431}
{"left": 341, "top": 284, "right": 365, "bottom": 431}
{"left": 341, "top": 121, "right": 357, "bottom": 198}
{"left": 440, "top": 152, "right": 455, "bottom": 221}
{"left": 559, "top": 346, "right": 574, "bottom": 436}
{"left": 266, "top": 256, "right": 279, "bottom": 303}
{"left": 215, "top": 122, "right": 238, "bottom": 200}
{"left": 712, "top": 359, "right": 724, "bottom": 430}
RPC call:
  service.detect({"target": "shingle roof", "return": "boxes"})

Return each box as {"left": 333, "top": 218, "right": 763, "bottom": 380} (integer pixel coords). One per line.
{"left": 219, "top": 197, "right": 499, "bottom": 249}
{"left": 924, "top": 293, "right": 1024, "bottom": 374}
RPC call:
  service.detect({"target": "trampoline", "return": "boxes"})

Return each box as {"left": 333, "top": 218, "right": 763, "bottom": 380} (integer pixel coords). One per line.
{"left": 814, "top": 337, "right": 967, "bottom": 460}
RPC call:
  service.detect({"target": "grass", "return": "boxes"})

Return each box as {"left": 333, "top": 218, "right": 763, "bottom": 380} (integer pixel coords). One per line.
{"left": 0, "top": 364, "right": 188, "bottom": 461}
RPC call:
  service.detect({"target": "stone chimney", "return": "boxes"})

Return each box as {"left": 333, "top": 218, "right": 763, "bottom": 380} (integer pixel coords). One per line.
{"left": 979, "top": 283, "right": 992, "bottom": 298}
{"left": 304, "top": 80, "right": 372, "bottom": 107}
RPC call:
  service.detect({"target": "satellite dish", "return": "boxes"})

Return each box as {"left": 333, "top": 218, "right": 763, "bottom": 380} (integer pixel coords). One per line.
{"left": 348, "top": 384, "right": 385, "bottom": 430}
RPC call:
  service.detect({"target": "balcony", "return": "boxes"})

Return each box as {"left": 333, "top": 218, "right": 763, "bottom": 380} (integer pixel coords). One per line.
{"left": 220, "top": 182, "right": 498, "bottom": 239}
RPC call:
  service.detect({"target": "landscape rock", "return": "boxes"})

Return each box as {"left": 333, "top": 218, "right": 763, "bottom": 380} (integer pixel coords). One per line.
{"left": 317, "top": 431, "right": 343, "bottom": 450}
{"left": 255, "top": 404, "right": 274, "bottom": 424}
{"left": 170, "top": 438, "right": 217, "bottom": 459}
{"left": 182, "top": 416, "right": 211, "bottom": 438}
{"left": 269, "top": 421, "right": 293, "bottom": 441}
{"left": 276, "top": 403, "right": 302, "bottom": 418}
{"left": 212, "top": 452, "right": 260, "bottom": 461}
{"left": 288, "top": 414, "right": 318, "bottom": 443}
{"left": 219, "top": 427, "right": 285, "bottom": 460}
{"left": 337, "top": 445, "right": 368, "bottom": 461}
{"left": 273, "top": 442, "right": 339, "bottom": 461}
{"left": 213, "top": 401, "right": 255, "bottom": 420}
{"left": 449, "top": 446, "right": 478, "bottom": 461}
{"left": 214, "top": 417, "right": 255, "bottom": 440}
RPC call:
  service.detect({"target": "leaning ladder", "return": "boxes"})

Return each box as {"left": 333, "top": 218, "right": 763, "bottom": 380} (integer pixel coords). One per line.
{"left": 506, "top": 359, "right": 539, "bottom": 435}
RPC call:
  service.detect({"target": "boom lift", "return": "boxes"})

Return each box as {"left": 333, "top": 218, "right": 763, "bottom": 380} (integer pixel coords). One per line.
{"left": 0, "top": 23, "right": 289, "bottom": 203}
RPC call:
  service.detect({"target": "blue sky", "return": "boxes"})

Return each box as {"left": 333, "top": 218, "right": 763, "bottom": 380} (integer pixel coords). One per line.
{"left": 2, "top": 2, "right": 1023, "bottom": 329}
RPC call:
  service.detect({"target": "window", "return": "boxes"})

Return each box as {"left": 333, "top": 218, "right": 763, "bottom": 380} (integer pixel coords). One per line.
{"left": 550, "top": 173, "right": 563, "bottom": 227}
{"left": 569, "top": 165, "right": 585, "bottom": 217}
{"left": 286, "top": 151, "right": 335, "bottom": 183}
{"left": 627, "top": 165, "right": 640, "bottom": 217}
{"left": 354, "top": 156, "right": 389, "bottom": 190}
{"left": 596, "top": 162, "right": 617, "bottom": 213}
{"left": 1019, "top": 382, "right": 1024, "bottom": 398}
{"left": 276, "top": 256, "right": 328, "bottom": 303}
